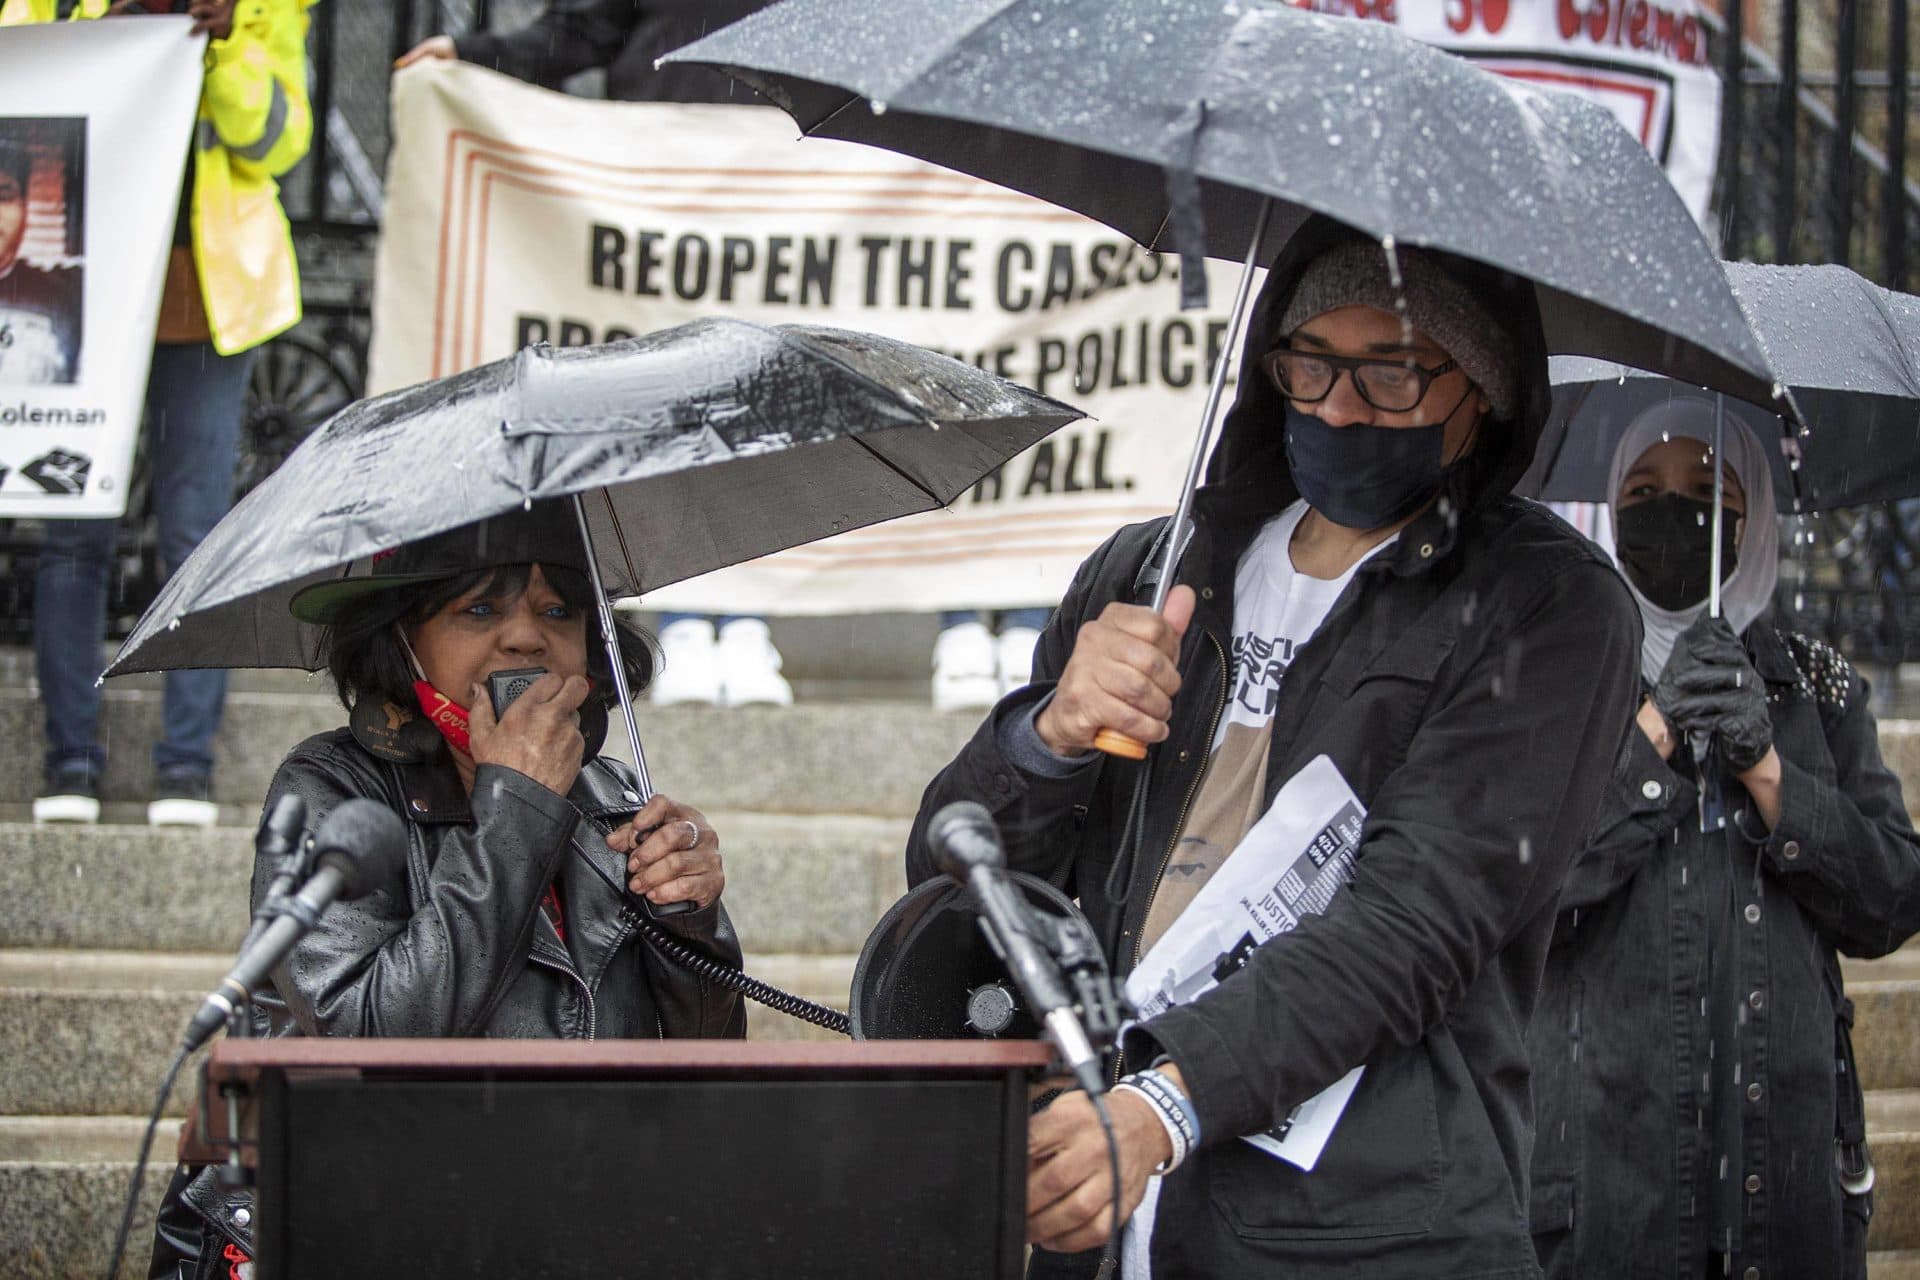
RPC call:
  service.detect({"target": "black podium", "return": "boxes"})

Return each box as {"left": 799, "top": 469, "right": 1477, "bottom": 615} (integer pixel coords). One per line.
{"left": 194, "top": 1038, "right": 1050, "bottom": 1279}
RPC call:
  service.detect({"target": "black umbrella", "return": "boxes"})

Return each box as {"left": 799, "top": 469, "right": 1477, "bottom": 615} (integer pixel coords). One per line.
{"left": 667, "top": 0, "right": 1778, "bottom": 403}
{"left": 668, "top": 0, "right": 1782, "bottom": 759}
{"left": 1522, "top": 263, "right": 1920, "bottom": 513}
{"left": 107, "top": 317, "right": 1083, "bottom": 791}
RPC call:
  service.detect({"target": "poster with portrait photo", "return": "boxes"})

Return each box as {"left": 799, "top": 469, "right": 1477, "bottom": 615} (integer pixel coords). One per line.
{"left": 0, "top": 117, "right": 86, "bottom": 387}
{"left": 0, "top": 17, "right": 204, "bottom": 518}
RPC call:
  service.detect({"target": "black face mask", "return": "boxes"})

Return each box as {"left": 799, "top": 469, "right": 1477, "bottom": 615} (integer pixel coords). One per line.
{"left": 1283, "top": 403, "right": 1449, "bottom": 530}
{"left": 1614, "top": 493, "right": 1741, "bottom": 611}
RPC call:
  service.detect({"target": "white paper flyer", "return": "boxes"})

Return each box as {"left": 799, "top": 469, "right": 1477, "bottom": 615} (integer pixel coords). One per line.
{"left": 1126, "top": 753, "right": 1368, "bottom": 1169}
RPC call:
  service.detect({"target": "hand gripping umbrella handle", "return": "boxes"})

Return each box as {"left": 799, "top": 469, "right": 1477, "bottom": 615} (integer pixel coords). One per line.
{"left": 1094, "top": 199, "right": 1271, "bottom": 761}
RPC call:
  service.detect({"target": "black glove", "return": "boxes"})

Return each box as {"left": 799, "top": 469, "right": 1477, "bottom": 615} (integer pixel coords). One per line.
{"left": 1651, "top": 616, "right": 1773, "bottom": 772}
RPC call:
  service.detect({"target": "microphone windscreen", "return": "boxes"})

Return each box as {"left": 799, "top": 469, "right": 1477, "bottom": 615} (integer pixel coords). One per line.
{"left": 310, "top": 799, "right": 408, "bottom": 899}
{"left": 928, "top": 801, "right": 1004, "bottom": 878}
{"left": 255, "top": 793, "right": 307, "bottom": 860}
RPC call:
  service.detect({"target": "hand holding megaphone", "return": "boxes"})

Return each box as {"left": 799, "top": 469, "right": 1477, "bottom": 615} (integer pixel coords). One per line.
{"left": 1035, "top": 585, "right": 1195, "bottom": 762}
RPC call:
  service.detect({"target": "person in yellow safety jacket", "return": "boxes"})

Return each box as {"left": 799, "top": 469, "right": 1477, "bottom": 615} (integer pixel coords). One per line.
{"left": 5, "top": 0, "right": 315, "bottom": 843}
{"left": 0, "top": 0, "right": 312, "bottom": 353}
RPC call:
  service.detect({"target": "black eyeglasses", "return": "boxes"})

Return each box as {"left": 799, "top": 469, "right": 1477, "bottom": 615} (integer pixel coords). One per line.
{"left": 1262, "top": 348, "right": 1459, "bottom": 413}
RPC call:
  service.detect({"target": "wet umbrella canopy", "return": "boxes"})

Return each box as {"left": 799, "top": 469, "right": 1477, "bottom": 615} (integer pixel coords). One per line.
{"left": 107, "top": 318, "right": 1083, "bottom": 676}
{"left": 667, "top": 0, "right": 1779, "bottom": 404}
{"left": 1520, "top": 263, "right": 1920, "bottom": 512}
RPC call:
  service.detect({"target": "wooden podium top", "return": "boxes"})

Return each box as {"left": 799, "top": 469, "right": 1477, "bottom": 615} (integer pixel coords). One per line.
{"left": 205, "top": 1037, "right": 1055, "bottom": 1083}
{"left": 184, "top": 1040, "right": 1055, "bottom": 1164}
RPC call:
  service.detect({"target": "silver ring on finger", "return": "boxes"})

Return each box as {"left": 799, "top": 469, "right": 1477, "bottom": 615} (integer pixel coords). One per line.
{"left": 682, "top": 819, "right": 701, "bottom": 848}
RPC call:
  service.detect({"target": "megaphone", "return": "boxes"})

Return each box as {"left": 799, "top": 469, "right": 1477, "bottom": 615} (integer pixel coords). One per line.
{"left": 849, "top": 872, "right": 1103, "bottom": 1041}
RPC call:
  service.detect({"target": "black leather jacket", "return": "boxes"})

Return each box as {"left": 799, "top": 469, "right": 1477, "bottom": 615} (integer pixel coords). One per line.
{"left": 250, "top": 728, "right": 744, "bottom": 1041}
{"left": 151, "top": 728, "right": 745, "bottom": 1276}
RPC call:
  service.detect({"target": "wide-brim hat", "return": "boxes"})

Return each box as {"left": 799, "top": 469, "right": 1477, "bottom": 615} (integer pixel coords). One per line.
{"left": 288, "top": 502, "right": 593, "bottom": 624}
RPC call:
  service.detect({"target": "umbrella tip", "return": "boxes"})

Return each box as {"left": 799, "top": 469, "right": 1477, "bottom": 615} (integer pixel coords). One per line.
{"left": 870, "top": 99, "right": 888, "bottom": 116}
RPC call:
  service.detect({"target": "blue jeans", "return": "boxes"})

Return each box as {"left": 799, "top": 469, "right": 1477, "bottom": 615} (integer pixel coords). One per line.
{"left": 35, "top": 341, "right": 254, "bottom": 777}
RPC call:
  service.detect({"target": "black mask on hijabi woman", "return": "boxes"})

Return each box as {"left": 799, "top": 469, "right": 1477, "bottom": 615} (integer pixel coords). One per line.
{"left": 1613, "top": 493, "right": 1741, "bottom": 611}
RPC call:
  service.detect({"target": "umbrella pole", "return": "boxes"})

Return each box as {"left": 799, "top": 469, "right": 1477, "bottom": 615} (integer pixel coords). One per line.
{"left": 1695, "top": 395, "right": 1727, "bottom": 832}
{"left": 1709, "top": 394, "right": 1725, "bottom": 620}
{"left": 570, "top": 492, "right": 654, "bottom": 801}
{"left": 1092, "top": 197, "right": 1274, "bottom": 760}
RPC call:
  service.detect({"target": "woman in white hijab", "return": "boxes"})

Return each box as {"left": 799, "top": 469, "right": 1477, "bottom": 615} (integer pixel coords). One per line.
{"left": 1527, "top": 391, "right": 1920, "bottom": 1280}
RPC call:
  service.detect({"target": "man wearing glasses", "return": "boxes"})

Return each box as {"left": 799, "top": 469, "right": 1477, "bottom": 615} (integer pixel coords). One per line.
{"left": 908, "top": 221, "right": 1641, "bottom": 1278}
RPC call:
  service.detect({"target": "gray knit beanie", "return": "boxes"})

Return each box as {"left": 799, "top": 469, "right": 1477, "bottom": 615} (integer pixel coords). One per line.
{"left": 1276, "top": 242, "right": 1520, "bottom": 420}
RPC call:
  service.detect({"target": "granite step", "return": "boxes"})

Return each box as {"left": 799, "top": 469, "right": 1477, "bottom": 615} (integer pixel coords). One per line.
{"left": 0, "top": 1116, "right": 173, "bottom": 1280}
{"left": 0, "top": 812, "right": 912, "bottom": 956}
{"left": 0, "top": 687, "right": 978, "bottom": 818}
{"left": 1874, "top": 1252, "right": 1920, "bottom": 1280}
{"left": 9, "top": 684, "right": 1920, "bottom": 825}
{"left": 0, "top": 949, "right": 858, "bottom": 1117}
{"left": 1870, "top": 1090, "right": 1920, "bottom": 1252}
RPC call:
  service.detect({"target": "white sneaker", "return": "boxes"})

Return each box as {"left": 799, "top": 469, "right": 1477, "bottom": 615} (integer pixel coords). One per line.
{"left": 147, "top": 798, "right": 219, "bottom": 828}
{"left": 932, "top": 621, "right": 1000, "bottom": 712}
{"left": 148, "top": 770, "right": 218, "bottom": 828}
{"left": 716, "top": 618, "right": 794, "bottom": 708}
{"left": 650, "top": 618, "right": 722, "bottom": 706}
{"left": 996, "top": 626, "right": 1041, "bottom": 697}
{"left": 34, "top": 762, "right": 100, "bottom": 825}
{"left": 34, "top": 795, "right": 101, "bottom": 824}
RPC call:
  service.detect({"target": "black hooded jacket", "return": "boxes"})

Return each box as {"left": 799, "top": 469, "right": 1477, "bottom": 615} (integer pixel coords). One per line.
{"left": 907, "top": 218, "right": 1642, "bottom": 1278}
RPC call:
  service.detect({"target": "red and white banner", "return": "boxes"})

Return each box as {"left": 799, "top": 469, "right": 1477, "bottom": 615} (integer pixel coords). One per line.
{"left": 1294, "top": 0, "right": 1722, "bottom": 227}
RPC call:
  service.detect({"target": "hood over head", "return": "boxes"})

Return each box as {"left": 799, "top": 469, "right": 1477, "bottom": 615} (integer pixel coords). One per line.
{"left": 1607, "top": 392, "right": 1779, "bottom": 680}
{"left": 1206, "top": 217, "right": 1552, "bottom": 516}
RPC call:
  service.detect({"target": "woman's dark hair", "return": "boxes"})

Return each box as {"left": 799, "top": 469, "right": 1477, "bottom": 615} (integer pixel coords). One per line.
{"left": 321, "top": 562, "right": 657, "bottom": 713}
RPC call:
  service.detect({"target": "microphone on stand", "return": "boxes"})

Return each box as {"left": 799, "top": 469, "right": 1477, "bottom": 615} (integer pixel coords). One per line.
{"left": 241, "top": 793, "right": 308, "bottom": 951}
{"left": 182, "top": 799, "right": 406, "bottom": 1052}
{"left": 927, "top": 801, "right": 1109, "bottom": 1097}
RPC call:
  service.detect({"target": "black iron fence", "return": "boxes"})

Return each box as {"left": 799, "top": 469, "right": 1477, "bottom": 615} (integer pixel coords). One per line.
{"left": 1699, "top": 3, "right": 1920, "bottom": 667}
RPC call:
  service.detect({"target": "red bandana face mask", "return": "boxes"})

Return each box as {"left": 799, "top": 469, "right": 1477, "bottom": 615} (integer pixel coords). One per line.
{"left": 412, "top": 680, "right": 472, "bottom": 756}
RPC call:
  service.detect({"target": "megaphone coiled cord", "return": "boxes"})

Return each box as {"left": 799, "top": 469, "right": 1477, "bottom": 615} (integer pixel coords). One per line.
{"left": 622, "top": 909, "right": 853, "bottom": 1035}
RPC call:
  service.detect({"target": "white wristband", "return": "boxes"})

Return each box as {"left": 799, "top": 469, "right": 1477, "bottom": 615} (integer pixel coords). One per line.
{"left": 1115, "top": 1080, "right": 1192, "bottom": 1173}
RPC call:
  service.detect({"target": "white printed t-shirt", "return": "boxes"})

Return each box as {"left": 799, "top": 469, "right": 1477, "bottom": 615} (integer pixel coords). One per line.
{"left": 1139, "top": 500, "right": 1392, "bottom": 953}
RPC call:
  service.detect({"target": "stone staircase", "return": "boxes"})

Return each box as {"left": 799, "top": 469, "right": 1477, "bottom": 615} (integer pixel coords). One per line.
{"left": 0, "top": 675, "right": 976, "bottom": 1277}
{"left": 4, "top": 677, "right": 1920, "bottom": 1276}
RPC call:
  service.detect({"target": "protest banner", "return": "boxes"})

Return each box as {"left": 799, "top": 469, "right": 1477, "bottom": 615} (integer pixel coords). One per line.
{"left": 0, "top": 17, "right": 202, "bottom": 518}
{"left": 371, "top": 62, "right": 1239, "bottom": 614}
{"left": 370, "top": 3, "right": 1722, "bottom": 612}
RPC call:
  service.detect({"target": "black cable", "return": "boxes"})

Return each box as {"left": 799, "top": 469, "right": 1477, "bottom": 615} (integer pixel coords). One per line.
{"left": 564, "top": 824, "right": 851, "bottom": 1031}
{"left": 1091, "top": 1092, "right": 1125, "bottom": 1278}
{"left": 104, "top": 1042, "right": 191, "bottom": 1280}
{"left": 627, "top": 911, "right": 853, "bottom": 1035}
